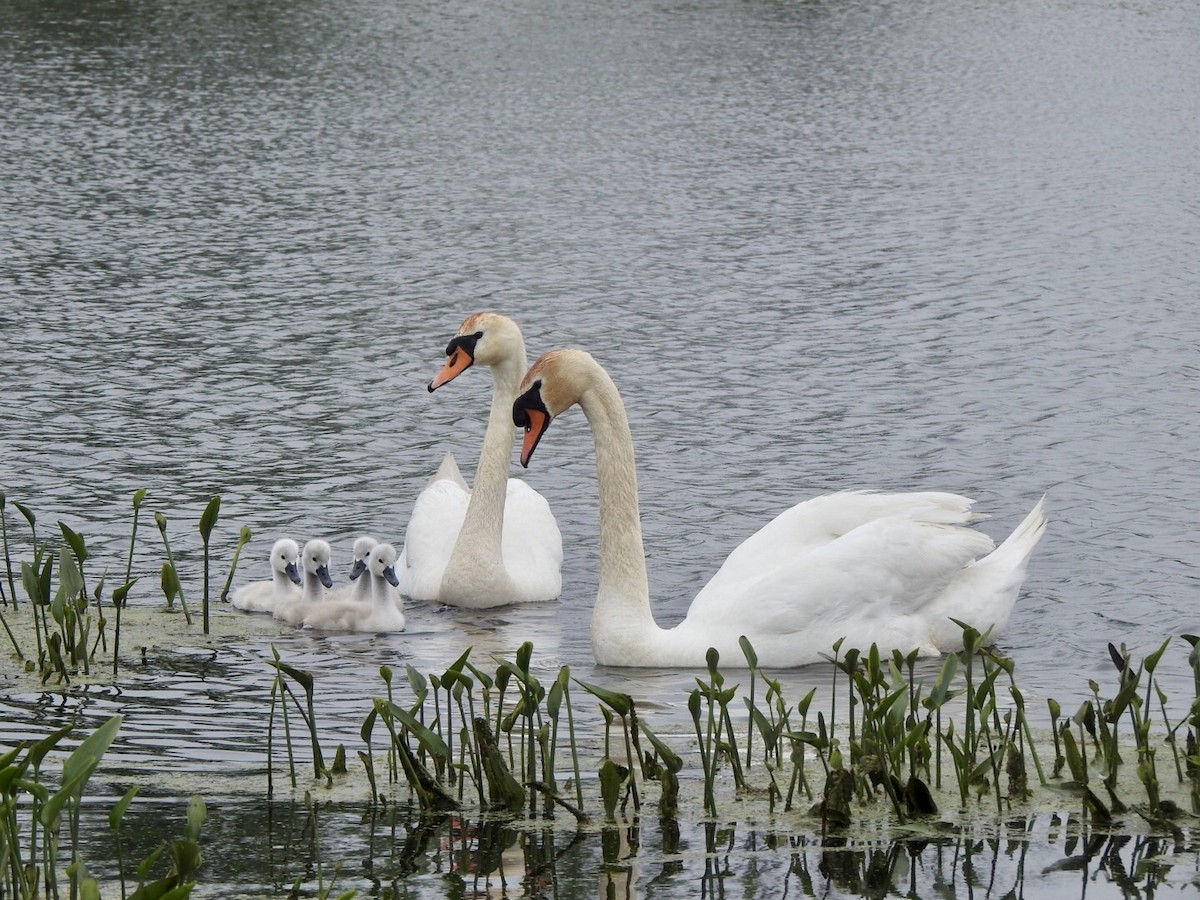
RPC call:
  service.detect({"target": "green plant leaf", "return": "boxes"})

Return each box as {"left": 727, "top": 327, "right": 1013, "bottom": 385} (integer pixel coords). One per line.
{"left": 404, "top": 664, "right": 428, "bottom": 705}
{"left": 360, "top": 707, "right": 378, "bottom": 744}
{"left": 28, "top": 724, "right": 74, "bottom": 771}
{"left": 267, "top": 658, "right": 314, "bottom": 695}
{"left": 113, "top": 578, "right": 139, "bottom": 608}
{"left": 21, "top": 560, "right": 45, "bottom": 605}
{"left": 198, "top": 497, "right": 221, "bottom": 542}
{"left": 40, "top": 716, "right": 123, "bottom": 827}
{"left": 160, "top": 563, "right": 180, "bottom": 604}
{"left": 59, "top": 550, "right": 85, "bottom": 598}
{"left": 185, "top": 794, "right": 206, "bottom": 842}
{"left": 59, "top": 521, "right": 88, "bottom": 565}
{"left": 14, "top": 501, "right": 36, "bottom": 530}
{"left": 575, "top": 678, "right": 632, "bottom": 717}
{"left": 598, "top": 758, "right": 623, "bottom": 819}
{"left": 547, "top": 679, "right": 563, "bottom": 721}
{"left": 376, "top": 699, "right": 450, "bottom": 761}
{"left": 638, "top": 721, "right": 684, "bottom": 774}
{"left": 1144, "top": 636, "right": 1172, "bottom": 674}
{"left": 109, "top": 785, "right": 140, "bottom": 831}
{"left": 739, "top": 635, "right": 758, "bottom": 669}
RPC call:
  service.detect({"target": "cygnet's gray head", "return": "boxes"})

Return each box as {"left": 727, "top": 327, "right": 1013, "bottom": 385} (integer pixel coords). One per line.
{"left": 369, "top": 543, "right": 400, "bottom": 588}
{"left": 348, "top": 535, "right": 378, "bottom": 581}
{"left": 271, "top": 538, "right": 302, "bottom": 585}
{"left": 301, "top": 539, "right": 334, "bottom": 589}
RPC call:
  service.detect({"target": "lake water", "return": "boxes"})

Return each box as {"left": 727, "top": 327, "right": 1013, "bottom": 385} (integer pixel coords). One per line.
{"left": 1, "top": 0, "right": 1198, "bottom": 896}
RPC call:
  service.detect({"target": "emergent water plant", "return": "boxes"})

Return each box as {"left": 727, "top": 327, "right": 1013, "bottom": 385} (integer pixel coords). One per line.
{"left": 0, "top": 716, "right": 207, "bottom": 899}
{"left": 265, "top": 627, "right": 1200, "bottom": 849}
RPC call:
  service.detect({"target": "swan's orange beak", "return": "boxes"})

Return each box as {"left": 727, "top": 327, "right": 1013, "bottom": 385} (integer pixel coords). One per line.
{"left": 514, "top": 380, "right": 552, "bottom": 467}
{"left": 519, "top": 408, "right": 549, "bottom": 468}
{"left": 428, "top": 348, "right": 473, "bottom": 392}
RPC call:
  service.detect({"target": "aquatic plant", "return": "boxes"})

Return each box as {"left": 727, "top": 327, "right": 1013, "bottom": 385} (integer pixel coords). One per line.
{"left": 247, "top": 621, "right": 1200, "bottom": 858}
{"left": 0, "top": 716, "right": 206, "bottom": 899}
{"left": 0, "top": 495, "right": 257, "bottom": 684}
{"left": 219, "top": 524, "right": 252, "bottom": 603}
{"left": 153, "top": 513, "right": 192, "bottom": 625}
{"left": 197, "top": 497, "right": 220, "bottom": 635}
{"left": 267, "top": 647, "right": 328, "bottom": 788}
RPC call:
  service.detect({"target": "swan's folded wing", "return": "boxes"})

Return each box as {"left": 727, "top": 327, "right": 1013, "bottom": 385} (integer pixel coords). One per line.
{"left": 693, "top": 491, "right": 983, "bottom": 611}
{"left": 687, "top": 516, "right": 995, "bottom": 645}
{"left": 398, "top": 477, "right": 470, "bottom": 600}
{"left": 500, "top": 478, "right": 564, "bottom": 599}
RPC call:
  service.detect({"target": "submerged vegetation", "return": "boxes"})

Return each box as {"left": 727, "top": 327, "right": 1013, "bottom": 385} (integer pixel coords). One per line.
{"left": 2, "top": 491, "right": 1200, "bottom": 897}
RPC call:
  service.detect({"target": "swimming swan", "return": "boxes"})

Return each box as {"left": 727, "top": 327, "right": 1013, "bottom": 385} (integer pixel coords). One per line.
{"left": 302, "top": 543, "right": 406, "bottom": 633}
{"left": 230, "top": 538, "right": 302, "bottom": 613}
{"left": 274, "top": 539, "right": 333, "bottom": 625}
{"left": 512, "top": 349, "right": 1047, "bottom": 668}
{"left": 398, "top": 312, "right": 563, "bottom": 608}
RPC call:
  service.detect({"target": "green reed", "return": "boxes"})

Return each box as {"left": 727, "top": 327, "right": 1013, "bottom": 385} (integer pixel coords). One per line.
{"left": 197, "top": 497, "right": 220, "bottom": 634}
{"left": 267, "top": 647, "right": 327, "bottom": 787}
{"left": 219, "top": 525, "right": 252, "bottom": 604}
{"left": 0, "top": 716, "right": 205, "bottom": 899}
{"left": 7, "top": 489, "right": 1200, "bottom": 859}
{"left": 0, "top": 494, "right": 257, "bottom": 685}
{"left": 0, "top": 492, "right": 25, "bottom": 658}
{"left": 153, "top": 513, "right": 191, "bottom": 625}
{"left": 577, "top": 678, "right": 639, "bottom": 819}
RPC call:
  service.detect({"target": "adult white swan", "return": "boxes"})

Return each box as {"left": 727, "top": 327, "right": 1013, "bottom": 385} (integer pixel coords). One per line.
{"left": 512, "top": 349, "right": 1047, "bottom": 668}
{"left": 398, "top": 313, "right": 563, "bottom": 608}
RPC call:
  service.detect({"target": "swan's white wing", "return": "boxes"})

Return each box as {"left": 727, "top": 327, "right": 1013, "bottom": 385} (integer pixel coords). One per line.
{"left": 692, "top": 491, "right": 983, "bottom": 613}
{"left": 682, "top": 516, "right": 994, "bottom": 663}
{"left": 398, "top": 477, "right": 470, "bottom": 600}
{"left": 500, "top": 478, "right": 564, "bottom": 600}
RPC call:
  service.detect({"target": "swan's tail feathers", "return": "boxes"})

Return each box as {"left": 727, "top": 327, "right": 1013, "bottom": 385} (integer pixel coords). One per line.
{"left": 990, "top": 495, "right": 1047, "bottom": 568}
{"left": 924, "top": 496, "right": 1047, "bottom": 651}
{"left": 427, "top": 452, "right": 468, "bottom": 490}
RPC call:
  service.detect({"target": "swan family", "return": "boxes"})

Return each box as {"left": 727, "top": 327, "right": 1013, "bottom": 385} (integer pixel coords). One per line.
{"left": 230, "top": 313, "right": 1047, "bottom": 668}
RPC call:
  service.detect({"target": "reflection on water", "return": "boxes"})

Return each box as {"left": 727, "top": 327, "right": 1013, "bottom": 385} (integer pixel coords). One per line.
{"left": 68, "top": 798, "right": 1200, "bottom": 898}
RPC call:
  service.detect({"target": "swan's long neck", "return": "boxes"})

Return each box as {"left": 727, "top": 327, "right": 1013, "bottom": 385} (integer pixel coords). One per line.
{"left": 577, "top": 367, "right": 659, "bottom": 644}
{"left": 352, "top": 571, "right": 372, "bottom": 602}
{"left": 450, "top": 350, "right": 526, "bottom": 571}
{"left": 302, "top": 573, "right": 323, "bottom": 604}
{"left": 273, "top": 568, "right": 294, "bottom": 592}
{"left": 371, "top": 572, "right": 392, "bottom": 611}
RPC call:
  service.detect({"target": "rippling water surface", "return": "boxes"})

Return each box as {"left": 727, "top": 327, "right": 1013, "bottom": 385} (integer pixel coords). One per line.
{"left": 1, "top": 0, "right": 1198, "bottom": 895}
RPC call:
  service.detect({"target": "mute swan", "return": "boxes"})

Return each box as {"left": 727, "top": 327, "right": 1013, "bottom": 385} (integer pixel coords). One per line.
{"left": 325, "top": 535, "right": 378, "bottom": 604}
{"left": 512, "top": 349, "right": 1047, "bottom": 668}
{"left": 230, "top": 538, "right": 302, "bottom": 613}
{"left": 302, "top": 543, "right": 406, "bottom": 633}
{"left": 274, "top": 539, "right": 333, "bottom": 626}
{"left": 397, "top": 312, "right": 563, "bottom": 608}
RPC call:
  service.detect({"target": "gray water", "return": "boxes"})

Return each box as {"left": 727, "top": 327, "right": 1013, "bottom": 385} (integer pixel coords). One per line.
{"left": 1, "top": 0, "right": 1198, "bottom": 896}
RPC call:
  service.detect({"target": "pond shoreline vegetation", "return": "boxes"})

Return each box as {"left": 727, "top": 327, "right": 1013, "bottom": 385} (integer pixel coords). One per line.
{"left": 1, "top": 491, "right": 1198, "bottom": 898}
